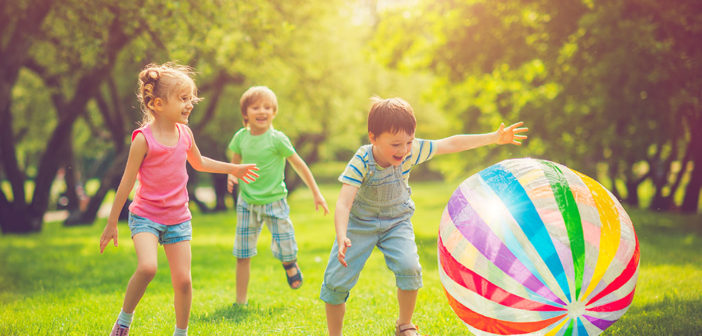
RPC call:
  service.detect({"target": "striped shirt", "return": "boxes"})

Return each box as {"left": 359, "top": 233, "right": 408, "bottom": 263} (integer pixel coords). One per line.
{"left": 339, "top": 139, "right": 436, "bottom": 187}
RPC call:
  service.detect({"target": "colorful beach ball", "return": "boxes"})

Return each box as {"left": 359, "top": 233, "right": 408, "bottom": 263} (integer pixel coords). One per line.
{"left": 438, "top": 158, "right": 639, "bottom": 336}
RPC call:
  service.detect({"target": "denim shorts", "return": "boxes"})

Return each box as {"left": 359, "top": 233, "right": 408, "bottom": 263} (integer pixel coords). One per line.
{"left": 128, "top": 212, "right": 192, "bottom": 245}
{"left": 320, "top": 218, "right": 422, "bottom": 304}
{"left": 320, "top": 149, "right": 422, "bottom": 305}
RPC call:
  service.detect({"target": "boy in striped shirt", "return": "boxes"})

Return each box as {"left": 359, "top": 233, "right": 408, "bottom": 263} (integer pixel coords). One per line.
{"left": 320, "top": 97, "right": 527, "bottom": 336}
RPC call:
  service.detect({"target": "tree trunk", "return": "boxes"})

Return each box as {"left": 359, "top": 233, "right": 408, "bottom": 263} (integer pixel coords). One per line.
{"left": 64, "top": 149, "right": 129, "bottom": 226}
{"left": 680, "top": 106, "right": 702, "bottom": 213}
{"left": 661, "top": 148, "right": 692, "bottom": 210}
{"left": 23, "top": 16, "right": 131, "bottom": 231}
{"left": 284, "top": 132, "right": 325, "bottom": 194}
{"left": 607, "top": 161, "right": 622, "bottom": 200}
{"left": 681, "top": 156, "right": 702, "bottom": 213}
{"left": 649, "top": 187, "right": 673, "bottom": 211}
{"left": 624, "top": 179, "right": 640, "bottom": 207}
{"left": 211, "top": 174, "right": 228, "bottom": 212}
{"left": 62, "top": 138, "right": 82, "bottom": 212}
{"left": 0, "top": 0, "right": 54, "bottom": 233}
{"left": 187, "top": 165, "right": 211, "bottom": 213}
{"left": 648, "top": 184, "right": 668, "bottom": 211}
{"left": 0, "top": 202, "right": 42, "bottom": 233}
{"left": 0, "top": 102, "right": 26, "bottom": 209}
{"left": 189, "top": 72, "right": 244, "bottom": 212}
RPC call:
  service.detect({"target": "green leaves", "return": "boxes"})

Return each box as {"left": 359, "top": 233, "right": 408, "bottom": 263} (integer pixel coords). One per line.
{"left": 371, "top": 0, "right": 702, "bottom": 209}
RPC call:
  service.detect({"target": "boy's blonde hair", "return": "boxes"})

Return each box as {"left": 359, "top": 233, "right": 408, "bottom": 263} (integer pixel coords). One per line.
{"left": 136, "top": 62, "right": 201, "bottom": 126}
{"left": 368, "top": 97, "right": 416, "bottom": 136}
{"left": 239, "top": 86, "right": 278, "bottom": 126}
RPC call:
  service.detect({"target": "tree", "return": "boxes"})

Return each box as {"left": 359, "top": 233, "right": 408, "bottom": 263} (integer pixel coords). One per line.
{"left": 371, "top": 0, "right": 587, "bottom": 178}
{"left": 1, "top": 1, "right": 149, "bottom": 232}
{"left": 2, "top": 0, "right": 379, "bottom": 232}
{"left": 371, "top": 0, "right": 701, "bottom": 212}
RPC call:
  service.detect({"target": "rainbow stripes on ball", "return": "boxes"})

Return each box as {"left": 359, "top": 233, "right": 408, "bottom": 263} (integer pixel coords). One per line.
{"left": 438, "top": 158, "right": 639, "bottom": 336}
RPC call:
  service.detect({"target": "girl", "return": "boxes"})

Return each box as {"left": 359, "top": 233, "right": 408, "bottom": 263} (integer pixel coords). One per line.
{"left": 99, "top": 63, "right": 259, "bottom": 336}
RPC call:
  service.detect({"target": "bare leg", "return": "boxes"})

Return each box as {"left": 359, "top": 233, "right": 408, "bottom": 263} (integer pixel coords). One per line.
{"left": 397, "top": 289, "right": 418, "bottom": 325}
{"left": 164, "top": 240, "right": 192, "bottom": 330}
{"left": 325, "top": 302, "right": 345, "bottom": 336}
{"left": 236, "top": 258, "right": 251, "bottom": 304}
{"left": 122, "top": 233, "right": 159, "bottom": 313}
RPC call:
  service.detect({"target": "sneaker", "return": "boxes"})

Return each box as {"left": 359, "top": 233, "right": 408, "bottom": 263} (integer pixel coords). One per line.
{"left": 110, "top": 322, "right": 130, "bottom": 336}
{"left": 231, "top": 301, "right": 248, "bottom": 309}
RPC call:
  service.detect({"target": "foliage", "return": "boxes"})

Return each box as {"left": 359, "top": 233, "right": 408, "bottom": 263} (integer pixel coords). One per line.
{"left": 2, "top": 0, "right": 701, "bottom": 234}
{"left": 370, "top": 0, "right": 702, "bottom": 211}
{"left": 1, "top": 0, "right": 385, "bottom": 231}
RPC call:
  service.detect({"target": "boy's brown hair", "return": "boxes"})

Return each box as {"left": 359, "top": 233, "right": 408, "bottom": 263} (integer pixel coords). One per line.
{"left": 239, "top": 86, "right": 278, "bottom": 126}
{"left": 367, "top": 97, "right": 416, "bottom": 136}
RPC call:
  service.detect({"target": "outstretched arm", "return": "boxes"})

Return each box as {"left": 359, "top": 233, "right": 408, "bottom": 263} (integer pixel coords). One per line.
{"left": 227, "top": 153, "right": 242, "bottom": 193}
{"left": 100, "top": 133, "right": 147, "bottom": 253}
{"left": 335, "top": 184, "right": 358, "bottom": 267}
{"left": 185, "top": 127, "right": 259, "bottom": 183}
{"left": 434, "top": 121, "right": 528, "bottom": 155}
{"left": 287, "top": 153, "right": 329, "bottom": 215}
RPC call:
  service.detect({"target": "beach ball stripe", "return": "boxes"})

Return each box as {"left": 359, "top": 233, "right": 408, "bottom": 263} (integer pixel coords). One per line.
{"left": 439, "top": 158, "right": 639, "bottom": 335}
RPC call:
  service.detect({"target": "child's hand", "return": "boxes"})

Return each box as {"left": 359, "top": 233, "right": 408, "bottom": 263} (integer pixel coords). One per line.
{"left": 227, "top": 174, "right": 239, "bottom": 193}
{"left": 315, "top": 193, "right": 330, "bottom": 215}
{"left": 496, "top": 121, "right": 528, "bottom": 145}
{"left": 231, "top": 164, "right": 259, "bottom": 184}
{"left": 337, "top": 237, "right": 352, "bottom": 267}
{"left": 99, "top": 222, "right": 118, "bottom": 254}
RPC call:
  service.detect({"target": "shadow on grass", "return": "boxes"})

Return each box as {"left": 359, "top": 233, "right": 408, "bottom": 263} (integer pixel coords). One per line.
{"left": 415, "top": 235, "right": 439, "bottom": 271}
{"left": 607, "top": 295, "right": 702, "bottom": 335}
{"left": 0, "top": 240, "right": 138, "bottom": 297}
{"left": 192, "top": 301, "right": 285, "bottom": 324}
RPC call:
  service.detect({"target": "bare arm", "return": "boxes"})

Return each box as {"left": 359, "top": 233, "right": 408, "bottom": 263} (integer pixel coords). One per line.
{"left": 227, "top": 153, "right": 242, "bottom": 193}
{"left": 335, "top": 183, "right": 359, "bottom": 267}
{"left": 184, "top": 127, "right": 259, "bottom": 183}
{"left": 99, "top": 133, "right": 147, "bottom": 253}
{"left": 287, "top": 153, "right": 329, "bottom": 215}
{"left": 434, "top": 121, "right": 528, "bottom": 155}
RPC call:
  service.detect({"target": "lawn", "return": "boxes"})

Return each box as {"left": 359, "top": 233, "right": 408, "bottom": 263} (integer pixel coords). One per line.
{"left": 1, "top": 182, "right": 701, "bottom": 335}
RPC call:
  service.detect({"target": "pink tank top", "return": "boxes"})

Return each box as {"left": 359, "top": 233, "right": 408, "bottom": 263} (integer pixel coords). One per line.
{"left": 128, "top": 124, "right": 192, "bottom": 225}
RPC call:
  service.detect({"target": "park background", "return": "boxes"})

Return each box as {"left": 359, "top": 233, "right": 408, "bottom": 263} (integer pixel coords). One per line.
{"left": 1, "top": 0, "right": 701, "bottom": 335}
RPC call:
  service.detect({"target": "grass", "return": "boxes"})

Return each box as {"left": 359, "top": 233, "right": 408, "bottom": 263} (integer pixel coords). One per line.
{"left": 1, "top": 182, "right": 701, "bottom": 335}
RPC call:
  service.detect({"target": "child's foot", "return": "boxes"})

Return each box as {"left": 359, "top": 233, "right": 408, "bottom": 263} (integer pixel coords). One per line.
{"left": 282, "top": 261, "right": 303, "bottom": 289}
{"left": 232, "top": 301, "right": 248, "bottom": 308}
{"left": 109, "top": 322, "right": 130, "bottom": 336}
{"left": 395, "top": 321, "right": 421, "bottom": 336}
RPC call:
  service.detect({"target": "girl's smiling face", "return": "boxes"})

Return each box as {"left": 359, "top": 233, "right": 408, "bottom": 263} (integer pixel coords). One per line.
{"left": 245, "top": 98, "right": 277, "bottom": 135}
{"left": 369, "top": 130, "right": 414, "bottom": 168}
{"left": 157, "top": 86, "right": 197, "bottom": 125}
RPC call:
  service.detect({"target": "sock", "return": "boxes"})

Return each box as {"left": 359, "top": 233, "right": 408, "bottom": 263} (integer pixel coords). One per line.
{"left": 117, "top": 309, "right": 133, "bottom": 328}
{"left": 173, "top": 327, "right": 188, "bottom": 336}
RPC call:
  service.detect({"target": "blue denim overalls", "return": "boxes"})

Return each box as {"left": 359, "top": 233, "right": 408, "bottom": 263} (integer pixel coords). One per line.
{"left": 320, "top": 145, "right": 423, "bottom": 304}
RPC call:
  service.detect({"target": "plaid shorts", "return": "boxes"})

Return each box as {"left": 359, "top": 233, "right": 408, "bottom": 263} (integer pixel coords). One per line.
{"left": 233, "top": 198, "right": 298, "bottom": 262}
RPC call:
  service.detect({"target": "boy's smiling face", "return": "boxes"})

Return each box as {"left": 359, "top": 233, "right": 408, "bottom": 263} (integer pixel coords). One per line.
{"left": 245, "top": 98, "right": 277, "bottom": 135}
{"left": 369, "top": 130, "right": 414, "bottom": 168}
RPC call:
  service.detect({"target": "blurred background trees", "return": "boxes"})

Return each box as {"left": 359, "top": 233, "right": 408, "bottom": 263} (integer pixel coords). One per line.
{"left": 1, "top": 0, "right": 700, "bottom": 233}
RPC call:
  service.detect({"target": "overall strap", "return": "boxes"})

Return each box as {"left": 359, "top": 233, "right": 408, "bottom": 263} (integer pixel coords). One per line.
{"left": 363, "top": 144, "right": 377, "bottom": 180}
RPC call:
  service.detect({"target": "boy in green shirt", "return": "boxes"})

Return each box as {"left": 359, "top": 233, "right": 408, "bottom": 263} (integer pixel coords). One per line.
{"left": 227, "top": 86, "right": 328, "bottom": 305}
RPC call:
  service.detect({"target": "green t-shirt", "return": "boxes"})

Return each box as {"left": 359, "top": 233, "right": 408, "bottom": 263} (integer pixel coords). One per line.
{"left": 228, "top": 128, "right": 296, "bottom": 204}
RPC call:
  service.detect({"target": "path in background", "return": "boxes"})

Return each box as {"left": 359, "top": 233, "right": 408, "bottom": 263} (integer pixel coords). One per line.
{"left": 42, "top": 187, "right": 217, "bottom": 223}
